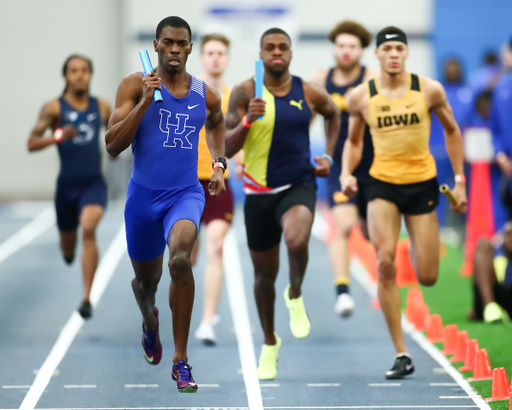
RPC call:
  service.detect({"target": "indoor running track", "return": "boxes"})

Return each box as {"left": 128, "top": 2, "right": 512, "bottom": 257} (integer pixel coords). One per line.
{"left": 0, "top": 201, "right": 489, "bottom": 410}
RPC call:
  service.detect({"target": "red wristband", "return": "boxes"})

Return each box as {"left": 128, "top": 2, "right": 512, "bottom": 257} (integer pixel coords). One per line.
{"left": 455, "top": 174, "right": 466, "bottom": 183}
{"left": 242, "top": 115, "right": 252, "bottom": 129}
{"left": 54, "top": 128, "right": 63, "bottom": 143}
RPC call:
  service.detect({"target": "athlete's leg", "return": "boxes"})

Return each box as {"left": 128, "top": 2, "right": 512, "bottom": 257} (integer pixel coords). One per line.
{"left": 131, "top": 254, "right": 164, "bottom": 332}
{"left": 403, "top": 211, "right": 439, "bottom": 287}
{"left": 251, "top": 245, "right": 280, "bottom": 345}
{"left": 282, "top": 205, "right": 314, "bottom": 299}
{"left": 79, "top": 204, "right": 104, "bottom": 302}
{"left": 55, "top": 180, "right": 79, "bottom": 264}
{"left": 359, "top": 219, "right": 370, "bottom": 241}
{"left": 367, "top": 199, "right": 404, "bottom": 354}
{"left": 190, "top": 231, "right": 200, "bottom": 266}
{"left": 328, "top": 204, "right": 358, "bottom": 287}
{"left": 59, "top": 230, "right": 77, "bottom": 264}
{"left": 472, "top": 238, "right": 498, "bottom": 308}
{"left": 201, "top": 219, "right": 230, "bottom": 323}
{"left": 168, "top": 219, "right": 198, "bottom": 364}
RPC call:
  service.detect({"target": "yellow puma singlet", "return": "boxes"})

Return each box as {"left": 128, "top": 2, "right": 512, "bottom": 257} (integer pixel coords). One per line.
{"left": 366, "top": 73, "right": 436, "bottom": 184}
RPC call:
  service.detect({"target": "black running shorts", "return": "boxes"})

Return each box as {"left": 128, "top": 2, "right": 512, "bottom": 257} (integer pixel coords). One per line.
{"left": 244, "top": 183, "right": 316, "bottom": 252}
{"left": 365, "top": 176, "right": 439, "bottom": 215}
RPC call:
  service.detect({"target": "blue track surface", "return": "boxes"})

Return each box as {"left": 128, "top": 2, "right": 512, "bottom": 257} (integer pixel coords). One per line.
{"left": 0, "top": 201, "right": 484, "bottom": 410}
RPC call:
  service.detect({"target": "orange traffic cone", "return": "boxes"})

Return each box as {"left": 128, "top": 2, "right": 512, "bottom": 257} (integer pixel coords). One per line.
{"left": 460, "top": 339, "right": 479, "bottom": 372}
{"left": 426, "top": 314, "right": 444, "bottom": 343}
{"left": 441, "top": 324, "right": 458, "bottom": 355}
{"left": 461, "top": 162, "right": 495, "bottom": 276}
{"left": 509, "top": 391, "right": 512, "bottom": 410}
{"left": 405, "top": 292, "right": 429, "bottom": 331}
{"left": 486, "top": 367, "right": 510, "bottom": 402}
{"left": 450, "top": 331, "right": 469, "bottom": 362}
{"left": 396, "top": 239, "right": 418, "bottom": 286}
{"left": 469, "top": 349, "right": 493, "bottom": 381}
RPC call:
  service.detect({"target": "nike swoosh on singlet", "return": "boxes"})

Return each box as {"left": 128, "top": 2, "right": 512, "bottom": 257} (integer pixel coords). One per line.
{"left": 386, "top": 34, "right": 399, "bottom": 39}
{"left": 188, "top": 104, "right": 199, "bottom": 110}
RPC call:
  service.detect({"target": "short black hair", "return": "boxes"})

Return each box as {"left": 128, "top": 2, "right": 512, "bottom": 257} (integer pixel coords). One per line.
{"left": 483, "top": 50, "right": 498, "bottom": 65}
{"left": 260, "top": 28, "right": 291, "bottom": 48}
{"left": 156, "top": 16, "right": 192, "bottom": 41}
{"left": 62, "top": 54, "right": 93, "bottom": 76}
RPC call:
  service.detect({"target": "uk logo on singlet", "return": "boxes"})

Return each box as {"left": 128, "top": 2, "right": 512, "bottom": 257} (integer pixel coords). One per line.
{"left": 159, "top": 109, "right": 194, "bottom": 149}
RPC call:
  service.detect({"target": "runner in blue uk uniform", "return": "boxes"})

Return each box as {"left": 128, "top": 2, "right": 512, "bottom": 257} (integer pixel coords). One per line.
{"left": 105, "top": 16, "right": 226, "bottom": 393}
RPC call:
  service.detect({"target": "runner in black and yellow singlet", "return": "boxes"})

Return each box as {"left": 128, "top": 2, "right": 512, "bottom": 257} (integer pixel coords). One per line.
{"left": 341, "top": 27, "right": 467, "bottom": 380}
{"left": 224, "top": 28, "right": 340, "bottom": 381}
{"left": 312, "top": 20, "right": 378, "bottom": 319}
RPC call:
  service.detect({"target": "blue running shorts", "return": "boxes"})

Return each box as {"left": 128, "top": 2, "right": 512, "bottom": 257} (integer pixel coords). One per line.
{"left": 124, "top": 179, "right": 205, "bottom": 262}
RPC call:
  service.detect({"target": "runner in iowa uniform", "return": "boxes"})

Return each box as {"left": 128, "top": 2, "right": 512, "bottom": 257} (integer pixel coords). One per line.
{"left": 341, "top": 26, "right": 467, "bottom": 379}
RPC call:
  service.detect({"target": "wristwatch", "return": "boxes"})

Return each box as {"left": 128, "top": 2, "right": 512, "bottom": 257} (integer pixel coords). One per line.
{"left": 212, "top": 157, "right": 228, "bottom": 173}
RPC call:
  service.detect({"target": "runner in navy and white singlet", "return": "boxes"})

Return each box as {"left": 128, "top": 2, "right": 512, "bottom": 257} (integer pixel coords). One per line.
{"left": 27, "top": 55, "right": 112, "bottom": 320}
{"left": 105, "top": 16, "right": 226, "bottom": 393}
{"left": 312, "top": 21, "right": 378, "bottom": 319}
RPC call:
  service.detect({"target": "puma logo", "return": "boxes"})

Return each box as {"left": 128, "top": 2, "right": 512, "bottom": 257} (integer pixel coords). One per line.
{"left": 290, "top": 99, "right": 303, "bottom": 110}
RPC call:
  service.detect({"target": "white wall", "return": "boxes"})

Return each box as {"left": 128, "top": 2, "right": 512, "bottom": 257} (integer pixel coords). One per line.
{"left": 0, "top": 0, "right": 122, "bottom": 199}
{"left": 0, "top": 0, "right": 433, "bottom": 199}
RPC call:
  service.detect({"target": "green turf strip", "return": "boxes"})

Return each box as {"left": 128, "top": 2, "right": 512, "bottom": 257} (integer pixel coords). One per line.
{"left": 398, "top": 245, "right": 512, "bottom": 408}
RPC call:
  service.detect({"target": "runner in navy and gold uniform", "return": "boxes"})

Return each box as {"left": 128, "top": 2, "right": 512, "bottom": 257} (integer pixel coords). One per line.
{"left": 225, "top": 28, "right": 340, "bottom": 380}
{"left": 27, "top": 55, "right": 112, "bottom": 320}
{"left": 313, "top": 21, "right": 378, "bottom": 319}
{"left": 341, "top": 27, "right": 467, "bottom": 379}
{"left": 192, "top": 33, "right": 237, "bottom": 346}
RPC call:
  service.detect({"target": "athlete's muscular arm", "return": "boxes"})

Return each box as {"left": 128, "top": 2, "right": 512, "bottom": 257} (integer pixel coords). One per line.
{"left": 27, "top": 99, "right": 76, "bottom": 151}
{"left": 340, "top": 84, "right": 367, "bottom": 197}
{"left": 304, "top": 80, "right": 341, "bottom": 177}
{"left": 204, "top": 84, "right": 226, "bottom": 197}
{"left": 105, "top": 72, "right": 162, "bottom": 157}
{"left": 98, "top": 98, "right": 113, "bottom": 128}
{"left": 224, "top": 80, "right": 265, "bottom": 158}
{"left": 424, "top": 78, "right": 467, "bottom": 214}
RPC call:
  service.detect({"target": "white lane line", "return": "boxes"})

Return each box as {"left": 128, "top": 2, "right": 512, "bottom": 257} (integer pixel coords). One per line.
{"left": 312, "top": 211, "right": 491, "bottom": 410}
{"left": 368, "top": 383, "right": 401, "bottom": 386}
{"left": 32, "top": 369, "right": 59, "bottom": 376}
{"left": 0, "top": 207, "right": 54, "bottom": 265}
{"left": 19, "top": 225, "right": 126, "bottom": 410}
{"left": 64, "top": 385, "right": 97, "bottom": 388}
{"left": 223, "top": 229, "right": 263, "bottom": 410}
{"left": 433, "top": 367, "right": 448, "bottom": 374}
{"left": 431, "top": 383, "right": 460, "bottom": 386}
{"left": 307, "top": 383, "right": 340, "bottom": 387}
{"left": 124, "top": 384, "right": 159, "bottom": 388}
{"left": 2, "top": 386, "right": 31, "bottom": 389}
{"left": 260, "top": 383, "right": 280, "bottom": 387}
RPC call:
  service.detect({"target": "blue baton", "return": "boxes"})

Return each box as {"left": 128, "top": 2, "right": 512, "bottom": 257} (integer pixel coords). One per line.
{"left": 255, "top": 59, "right": 264, "bottom": 120}
{"left": 139, "top": 50, "right": 163, "bottom": 104}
